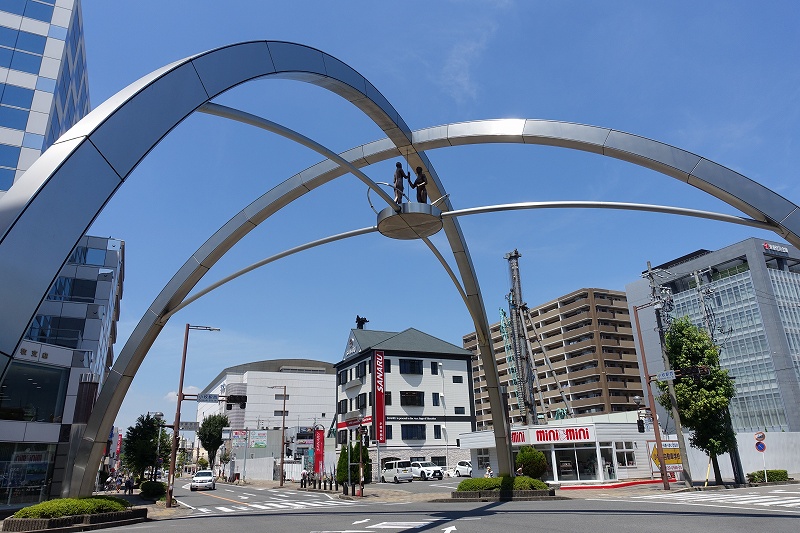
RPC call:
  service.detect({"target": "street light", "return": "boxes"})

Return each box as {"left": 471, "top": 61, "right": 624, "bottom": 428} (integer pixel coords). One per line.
{"left": 148, "top": 411, "right": 164, "bottom": 481}
{"left": 268, "top": 385, "right": 287, "bottom": 487}
{"left": 632, "top": 303, "right": 670, "bottom": 490}
{"left": 166, "top": 324, "right": 219, "bottom": 508}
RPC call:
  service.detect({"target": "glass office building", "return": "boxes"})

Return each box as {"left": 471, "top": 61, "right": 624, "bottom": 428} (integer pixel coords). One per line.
{"left": 626, "top": 238, "right": 800, "bottom": 433}
{"left": 0, "top": 0, "right": 89, "bottom": 193}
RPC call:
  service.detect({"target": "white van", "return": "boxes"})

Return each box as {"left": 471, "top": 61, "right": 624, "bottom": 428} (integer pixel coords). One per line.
{"left": 381, "top": 460, "right": 414, "bottom": 483}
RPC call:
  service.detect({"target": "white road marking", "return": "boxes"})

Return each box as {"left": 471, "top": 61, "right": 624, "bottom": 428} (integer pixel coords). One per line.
{"left": 367, "top": 522, "right": 440, "bottom": 529}
{"left": 243, "top": 493, "right": 257, "bottom": 496}
{"left": 216, "top": 506, "right": 235, "bottom": 513}
{"left": 173, "top": 499, "right": 195, "bottom": 509}
{"left": 353, "top": 519, "right": 370, "bottom": 524}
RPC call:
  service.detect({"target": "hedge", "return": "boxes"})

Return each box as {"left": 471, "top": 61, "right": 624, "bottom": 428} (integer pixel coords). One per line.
{"left": 12, "top": 497, "right": 129, "bottom": 518}
{"left": 140, "top": 480, "right": 167, "bottom": 499}
{"left": 456, "top": 475, "right": 549, "bottom": 492}
{"left": 746, "top": 469, "right": 789, "bottom": 483}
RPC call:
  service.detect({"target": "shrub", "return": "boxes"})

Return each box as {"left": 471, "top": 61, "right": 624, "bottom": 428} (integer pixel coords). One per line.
{"left": 139, "top": 480, "right": 167, "bottom": 499}
{"left": 747, "top": 469, "right": 789, "bottom": 483}
{"left": 516, "top": 446, "right": 548, "bottom": 479}
{"left": 12, "top": 497, "right": 127, "bottom": 518}
{"left": 456, "top": 475, "right": 548, "bottom": 492}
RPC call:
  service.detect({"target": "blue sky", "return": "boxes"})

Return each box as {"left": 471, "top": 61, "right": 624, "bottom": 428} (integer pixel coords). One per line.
{"left": 79, "top": 1, "right": 800, "bottom": 433}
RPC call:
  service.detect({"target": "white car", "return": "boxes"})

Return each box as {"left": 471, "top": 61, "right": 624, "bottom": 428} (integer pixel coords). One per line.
{"left": 381, "top": 460, "right": 413, "bottom": 483}
{"left": 454, "top": 460, "right": 472, "bottom": 477}
{"left": 190, "top": 470, "right": 216, "bottom": 491}
{"left": 410, "top": 461, "right": 443, "bottom": 480}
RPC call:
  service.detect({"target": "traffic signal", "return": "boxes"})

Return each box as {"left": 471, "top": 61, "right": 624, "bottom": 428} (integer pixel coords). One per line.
{"left": 637, "top": 419, "right": 645, "bottom": 433}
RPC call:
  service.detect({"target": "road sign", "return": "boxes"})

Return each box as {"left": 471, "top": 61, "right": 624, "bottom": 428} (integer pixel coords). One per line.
{"left": 755, "top": 441, "right": 766, "bottom": 452}
{"left": 196, "top": 393, "right": 219, "bottom": 403}
{"left": 179, "top": 421, "right": 199, "bottom": 431}
{"left": 754, "top": 431, "right": 766, "bottom": 442}
{"left": 656, "top": 370, "right": 676, "bottom": 381}
{"left": 648, "top": 440, "right": 684, "bottom": 472}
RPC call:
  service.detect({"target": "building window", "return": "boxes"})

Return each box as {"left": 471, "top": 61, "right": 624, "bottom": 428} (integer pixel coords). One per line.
{"left": 477, "top": 448, "right": 490, "bottom": 469}
{"left": 431, "top": 361, "right": 439, "bottom": 375}
{"left": 0, "top": 361, "right": 68, "bottom": 422}
{"left": 356, "top": 393, "right": 367, "bottom": 410}
{"left": 400, "top": 391, "right": 425, "bottom": 406}
{"left": 385, "top": 391, "right": 392, "bottom": 406}
{"left": 615, "top": 441, "right": 636, "bottom": 467}
{"left": 410, "top": 456, "right": 425, "bottom": 462}
{"left": 369, "top": 391, "right": 373, "bottom": 407}
{"left": 452, "top": 375, "right": 464, "bottom": 384}
{"left": 338, "top": 370, "right": 348, "bottom": 385}
{"left": 385, "top": 359, "right": 391, "bottom": 373}
{"left": 274, "top": 410, "right": 288, "bottom": 417}
{"left": 454, "top": 407, "right": 466, "bottom": 415}
{"left": 338, "top": 399, "right": 348, "bottom": 414}
{"left": 356, "top": 361, "right": 367, "bottom": 378}
{"left": 337, "top": 430, "right": 348, "bottom": 444}
{"left": 432, "top": 392, "right": 440, "bottom": 407}
{"left": 431, "top": 456, "right": 447, "bottom": 467}
{"left": 401, "top": 424, "right": 426, "bottom": 440}
{"left": 386, "top": 425, "right": 393, "bottom": 440}
{"left": 433, "top": 425, "right": 442, "bottom": 439}
{"left": 275, "top": 393, "right": 289, "bottom": 400}
{"left": 399, "top": 359, "right": 423, "bottom": 374}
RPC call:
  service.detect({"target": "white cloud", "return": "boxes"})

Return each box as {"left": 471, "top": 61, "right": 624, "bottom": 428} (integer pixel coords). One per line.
{"left": 438, "top": 23, "right": 497, "bottom": 105}
{"left": 164, "top": 385, "right": 201, "bottom": 403}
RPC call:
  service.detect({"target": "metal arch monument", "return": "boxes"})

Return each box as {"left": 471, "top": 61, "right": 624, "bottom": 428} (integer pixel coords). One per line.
{"left": 0, "top": 41, "right": 798, "bottom": 497}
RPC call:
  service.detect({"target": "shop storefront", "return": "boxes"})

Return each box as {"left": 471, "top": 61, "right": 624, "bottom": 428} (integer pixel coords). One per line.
{"left": 459, "top": 412, "right": 655, "bottom": 484}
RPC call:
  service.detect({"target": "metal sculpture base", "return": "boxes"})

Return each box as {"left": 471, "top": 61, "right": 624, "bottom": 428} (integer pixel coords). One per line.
{"left": 377, "top": 203, "right": 443, "bottom": 240}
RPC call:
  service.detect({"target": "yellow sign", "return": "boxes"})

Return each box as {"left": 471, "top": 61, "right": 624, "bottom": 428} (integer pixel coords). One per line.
{"left": 649, "top": 441, "right": 683, "bottom": 472}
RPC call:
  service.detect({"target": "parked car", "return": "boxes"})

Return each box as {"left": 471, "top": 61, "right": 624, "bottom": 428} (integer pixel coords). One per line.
{"left": 454, "top": 460, "right": 473, "bottom": 477}
{"left": 381, "top": 460, "right": 413, "bottom": 483}
{"left": 410, "top": 461, "right": 444, "bottom": 480}
{"left": 190, "top": 469, "right": 216, "bottom": 491}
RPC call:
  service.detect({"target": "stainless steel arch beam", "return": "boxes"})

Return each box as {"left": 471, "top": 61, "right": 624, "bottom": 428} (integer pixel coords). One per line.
{"left": 0, "top": 40, "right": 501, "bottom": 495}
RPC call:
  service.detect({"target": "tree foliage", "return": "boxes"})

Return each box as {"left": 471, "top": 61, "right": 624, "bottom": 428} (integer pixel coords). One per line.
{"left": 197, "top": 414, "right": 228, "bottom": 469}
{"left": 121, "top": 414, "right": 170, "bottom": 481}
{"left": 656, "top": 317, "right": 736, "bottom": 480}
{"left": 515, "top": 445, "right": 548, "bottom": 478}
{"left": 335, "top": 441, "right": 372, "bottom": 484}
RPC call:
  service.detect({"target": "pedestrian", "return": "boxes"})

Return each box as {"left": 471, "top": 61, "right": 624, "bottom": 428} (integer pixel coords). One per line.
{"left": 301, "top": 467, "right": 308, "bottom": 488}
{"left": 410, "top": 166, "right": 428, "bottom": 203}
{"left": 124, "top": 477, "right": 133, "bottom": 495}
{"left": 516, "top": 467, "right": 523, "bottom": 477}
{"left": 484, "top": 466, "right": 493, "bottom": 478}
{"left": 115, "top": 475, "right": 122, "bottom": 493}
{"left": 393, "top": 162, "right": 409, "bottom": 204}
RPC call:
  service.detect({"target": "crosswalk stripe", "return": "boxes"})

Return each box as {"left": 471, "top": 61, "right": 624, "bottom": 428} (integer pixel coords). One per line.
{"left": 216, "top": 506, "right": 235, "bottom": 513}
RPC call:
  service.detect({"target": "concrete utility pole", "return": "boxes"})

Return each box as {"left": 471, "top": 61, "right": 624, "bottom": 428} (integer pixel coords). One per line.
{"left": 646, "top": 263, "right": 693, "bottom": 488}
{"left": 691, "top": 270, "right": 746, "bottom": 485}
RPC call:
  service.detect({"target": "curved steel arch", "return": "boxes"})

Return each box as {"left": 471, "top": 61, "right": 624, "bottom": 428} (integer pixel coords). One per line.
{"left": 0, "top": 41, "right": 795, "bottom": 495}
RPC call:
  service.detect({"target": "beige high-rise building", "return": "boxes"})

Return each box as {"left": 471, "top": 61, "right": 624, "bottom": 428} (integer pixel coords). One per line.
{"left": 464, "top": 288, "right": 643, "bottom": 430}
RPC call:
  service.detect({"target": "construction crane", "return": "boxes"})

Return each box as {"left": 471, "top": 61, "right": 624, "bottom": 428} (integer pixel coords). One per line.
{"left": 504, "top": 250, "right": 540, "bottom": 425}
{"left": 502, "top": 250, "right": 574, "bottom": 424}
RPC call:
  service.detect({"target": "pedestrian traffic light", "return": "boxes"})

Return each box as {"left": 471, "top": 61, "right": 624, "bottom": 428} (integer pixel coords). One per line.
{"left": 637, "top": 419, "right": 645, "bottom": 433}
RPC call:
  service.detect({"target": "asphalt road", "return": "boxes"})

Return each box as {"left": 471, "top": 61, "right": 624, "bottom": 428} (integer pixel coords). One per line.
{"left": 101, "top": 483, "right": 799, "bottom": 533}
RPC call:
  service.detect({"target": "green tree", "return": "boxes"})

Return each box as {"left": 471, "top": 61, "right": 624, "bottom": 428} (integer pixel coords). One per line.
{"left": 197, "top": 414, "right": 228, "bottom": 469}
{"left": 197, "top": 457, "right": 209, "bottom": 469}
{"left": 335, "top": 442, "right": 372, "bottom": 484}
{"left": 120, "top": 414, "right": 170, "bottom": 481}
{"left": 515, "top": 445, "right": 548, "bottom": 478}
{"left": 656, "top": 317, "right": 736, "bottom": 484}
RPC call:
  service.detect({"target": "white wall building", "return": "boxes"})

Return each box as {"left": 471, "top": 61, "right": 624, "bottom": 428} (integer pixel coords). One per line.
{"left": 334, "top": 328, "right": 475, "bottom": 477}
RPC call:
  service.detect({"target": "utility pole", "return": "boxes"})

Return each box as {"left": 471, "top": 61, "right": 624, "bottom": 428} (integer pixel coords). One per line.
{"left": 505, "top": 250, "right": 539, "bottom": 425}
{"left": 645, "top": 262, "right": 693, "bottom": 488}
{"left": 692, "top": 270, "right": 746, "bottom": 485}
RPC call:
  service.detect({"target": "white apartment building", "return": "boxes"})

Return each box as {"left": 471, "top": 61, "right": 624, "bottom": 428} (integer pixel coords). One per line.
{"left": 334, "top": 328, "right": 475, "bottom": 475}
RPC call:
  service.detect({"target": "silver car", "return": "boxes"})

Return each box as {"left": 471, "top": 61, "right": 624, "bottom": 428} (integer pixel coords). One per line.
{"left": 190, "top": 469, "right": 216, "bottom": 491}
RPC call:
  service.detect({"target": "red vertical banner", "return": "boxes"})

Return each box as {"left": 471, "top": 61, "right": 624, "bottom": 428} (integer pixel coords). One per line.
{"left": 374, "top": 351, "right": 386, "bottom": 443}
{"left": 116, "top": 433, "right": 122, "bottom": 456}
{"left": 313, "top": 429, "right": 325, "bottom": 474}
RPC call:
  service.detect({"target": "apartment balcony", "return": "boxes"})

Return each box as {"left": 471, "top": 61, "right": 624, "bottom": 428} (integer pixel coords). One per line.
{"left": 561, "top": 324, "right": 596, "bottom": 341}
{"left": 563, "top": 351, "right": 597, "bottom": 367}
{"left": 557, "top": 299, "right": 590, "bottom": 315}
{"left": 566, "top": 366, "right": 601, "bottom": 380}
{"left": 561, "top": 312, "right": 592, "bottom": 328}
{"left": 569, "top": 396, "right": 607, "bottom": 409}
{"left": 603, "top": 366, "right": 641, "bottom": 376}
{"left": 567, "top": 382, "right": 603, "bottom": 395}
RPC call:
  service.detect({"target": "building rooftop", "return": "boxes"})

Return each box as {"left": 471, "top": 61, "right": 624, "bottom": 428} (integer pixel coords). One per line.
{"left": 343, "top": 327, "right": 472, "bottom": 361}
{"left": 201, "top": 358, "right": 335, "bottom": 393}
